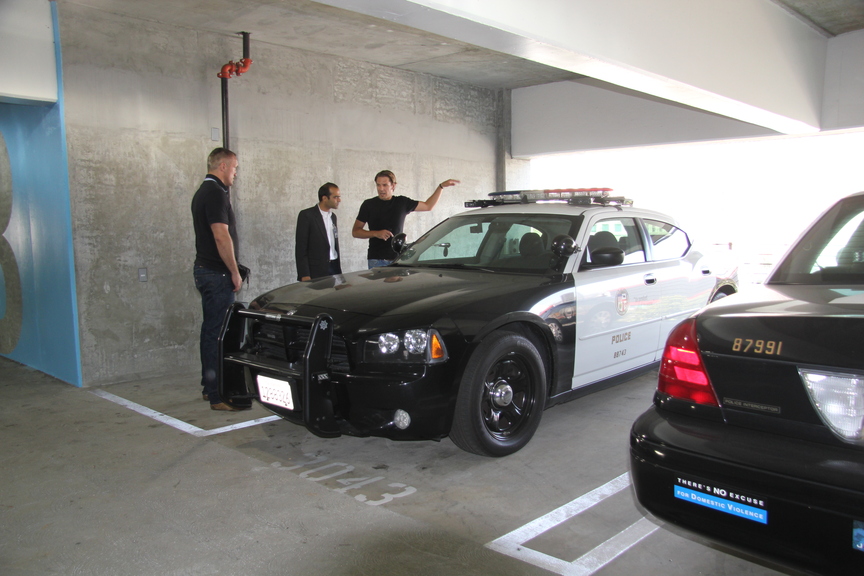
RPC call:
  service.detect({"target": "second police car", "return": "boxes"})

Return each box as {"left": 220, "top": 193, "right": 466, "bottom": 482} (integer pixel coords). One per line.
{"left": 219, "top": 189, "right": 738, "bottom": 456}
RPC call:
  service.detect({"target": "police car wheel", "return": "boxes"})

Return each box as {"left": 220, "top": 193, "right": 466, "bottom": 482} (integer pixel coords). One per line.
{"left": 450, "top": 330, "right": 546, "bottom": 457}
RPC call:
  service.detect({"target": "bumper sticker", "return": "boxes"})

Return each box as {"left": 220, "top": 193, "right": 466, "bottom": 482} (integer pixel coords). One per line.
{"left": 854, "top": 520, "right": 864, "bottom": 552}
{"left": 674, "top": 485, "right": 768, "bottom": 524}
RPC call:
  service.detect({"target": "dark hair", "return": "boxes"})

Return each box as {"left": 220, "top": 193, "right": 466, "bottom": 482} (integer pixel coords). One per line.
{"left": 374, "top": 170, "right": 396, "bottom": 185}
{"left": 207, "top": 147, "right": 236, "bottom": 172}
{"left": 318, "top": 182, "right": 338, "bottom": 202}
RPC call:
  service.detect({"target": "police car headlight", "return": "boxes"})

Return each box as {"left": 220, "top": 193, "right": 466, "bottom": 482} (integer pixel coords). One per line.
{"left": 404, "top": 329, "right": 427, "bottom": 354}
{"left": 378, "top": 333, "right": 400, "bottom": 354}
{"left": 364, "top": 329, "right": 447, "bottom": 364}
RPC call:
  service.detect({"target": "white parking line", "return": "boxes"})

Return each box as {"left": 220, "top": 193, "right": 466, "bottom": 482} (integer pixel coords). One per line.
{"left": 486, "top": 472, "right": 658, "bottom": 576}
{"left": 90, "top": 389, "right": 280, "bottom": 437}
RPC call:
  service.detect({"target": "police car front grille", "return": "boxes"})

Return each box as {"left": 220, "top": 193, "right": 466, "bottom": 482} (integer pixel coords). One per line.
{"left": 249, "top": 320, "right": 349, "bottom": 369}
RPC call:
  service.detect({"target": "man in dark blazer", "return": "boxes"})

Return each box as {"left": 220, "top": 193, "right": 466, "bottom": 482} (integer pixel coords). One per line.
{"left": 295, "top": 183, "right": 342, "bottom": 281}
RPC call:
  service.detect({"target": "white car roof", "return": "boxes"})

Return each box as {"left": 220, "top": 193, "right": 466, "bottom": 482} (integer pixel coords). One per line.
{"left": 456, "top": 201, "right": 680, "bottom": 226}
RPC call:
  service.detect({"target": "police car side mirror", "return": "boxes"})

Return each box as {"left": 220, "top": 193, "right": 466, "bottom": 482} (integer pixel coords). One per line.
{"left": 391, "top": 233, "right": 408, "bottom": 254}
{"left": 551, "top": 234, "right": 576, "bottom": 258}
{"left": 590, "top": 246, "right": 625, "bottom": 267}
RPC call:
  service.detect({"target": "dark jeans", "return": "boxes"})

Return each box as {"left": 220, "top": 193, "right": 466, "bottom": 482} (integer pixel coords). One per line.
{"left": 194, "top": 266, "right": 235, "bottom": 404}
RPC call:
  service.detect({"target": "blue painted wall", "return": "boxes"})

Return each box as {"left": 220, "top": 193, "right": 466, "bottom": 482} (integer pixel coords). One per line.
{"left": 0, "top": 3, "right": 82, "bottom": 386}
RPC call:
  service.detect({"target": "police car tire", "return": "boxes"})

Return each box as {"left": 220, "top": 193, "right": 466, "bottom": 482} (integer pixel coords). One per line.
{"left": 450, "top": 331, "right": 546, "bottom": 457}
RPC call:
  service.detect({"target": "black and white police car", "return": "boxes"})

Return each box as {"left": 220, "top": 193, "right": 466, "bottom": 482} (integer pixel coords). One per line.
{"left": 630, "top": 191, "right": 864, "bottom": 574}
{"left": 219, "top": 188, "right": 737, "bottom": 456}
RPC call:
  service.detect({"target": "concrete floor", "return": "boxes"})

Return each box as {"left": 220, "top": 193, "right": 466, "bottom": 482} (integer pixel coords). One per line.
{"left": 0, "top": 356, "right": 807, "bottom": 576}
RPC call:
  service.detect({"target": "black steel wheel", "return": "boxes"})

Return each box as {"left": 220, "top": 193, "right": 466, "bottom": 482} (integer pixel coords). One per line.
{"left": 450, "top": 331, "right": 546, "bottom": 456}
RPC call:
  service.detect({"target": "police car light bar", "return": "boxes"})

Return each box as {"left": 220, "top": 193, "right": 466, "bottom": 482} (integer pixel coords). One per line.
{"left": 465, "top": 188, "right": 632, "bottom": 208}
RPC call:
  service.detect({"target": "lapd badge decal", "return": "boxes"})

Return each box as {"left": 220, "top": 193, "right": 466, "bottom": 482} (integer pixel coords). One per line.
{"left": 616, "top": 289, "right": 629, "bottom": 316}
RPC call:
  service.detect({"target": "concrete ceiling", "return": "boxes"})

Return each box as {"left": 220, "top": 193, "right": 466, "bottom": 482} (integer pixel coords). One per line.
{"left": 773, "top": 0, "right": 864, "bottom": 36}
{"left": 69, "top": 0, "right": 864, "bottom": 92}
{"left": 66, "top": 0, "right": 864, "bottom": 137}
{"left": 68, "top": 0, "right": 584, "bottom": 89}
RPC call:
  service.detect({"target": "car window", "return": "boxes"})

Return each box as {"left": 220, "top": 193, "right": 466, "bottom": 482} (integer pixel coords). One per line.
{"left": 643, "top": 219, "right": 690, "bottom": 260}
{"left": 771, "top": 194, "right": 864, "bottom": 284}
{"left": 416, "top": 221, "right": 487, "bottom": 261}
{"left": 812, "top": 211, "right": 864, "bottom": 270}
{"left": 398, "top": 213, "right": 582, "bottom": 272}
{"left": 584, "top": 218, "right": 645, "bottom": 265}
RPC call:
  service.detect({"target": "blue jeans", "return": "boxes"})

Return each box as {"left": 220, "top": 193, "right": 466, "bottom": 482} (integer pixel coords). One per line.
{"left": 194, "top": 266, "right": 235, "bottom": 404}
{"left": 367, "top": 259, "right": 393, "bottom": 269}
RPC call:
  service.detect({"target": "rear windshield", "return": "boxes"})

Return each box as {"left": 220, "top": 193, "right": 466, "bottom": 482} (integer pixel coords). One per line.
{"left": 770, "top": 194, "right": 864, "bottom": 285}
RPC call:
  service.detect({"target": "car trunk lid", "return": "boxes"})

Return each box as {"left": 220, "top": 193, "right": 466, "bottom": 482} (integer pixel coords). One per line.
{"left": 696, "top": 285, "right": 864, "bottom": 445}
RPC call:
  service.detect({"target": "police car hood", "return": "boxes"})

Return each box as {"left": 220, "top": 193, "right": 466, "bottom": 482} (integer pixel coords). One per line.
{"left": 250, "top": 266, "right": 560, "bottom": 327}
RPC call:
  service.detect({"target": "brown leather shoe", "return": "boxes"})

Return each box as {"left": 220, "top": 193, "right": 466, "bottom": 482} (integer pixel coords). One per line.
{"left": 210, "top": 402, "right": 238, "bottom": 411}
{"left": 202, "top": 392, "right": 209, "bottom": 401}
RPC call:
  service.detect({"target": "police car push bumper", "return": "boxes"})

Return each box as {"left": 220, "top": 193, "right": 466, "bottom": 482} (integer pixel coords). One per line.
{"left": 218, "top": 304, "right": 453, "bottom": 439}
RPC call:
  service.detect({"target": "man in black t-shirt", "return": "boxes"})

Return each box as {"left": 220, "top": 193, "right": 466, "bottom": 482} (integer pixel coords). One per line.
{"left": 352, "top": 170, "right": 459, "bottom": 268}
{"left": 191, "top": 147, "right": 243, "bottom": 411}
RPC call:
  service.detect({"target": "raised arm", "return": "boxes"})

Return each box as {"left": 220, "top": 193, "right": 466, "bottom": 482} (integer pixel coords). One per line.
{"left": 415, "top": 179, "right": 460, "bottom": 212}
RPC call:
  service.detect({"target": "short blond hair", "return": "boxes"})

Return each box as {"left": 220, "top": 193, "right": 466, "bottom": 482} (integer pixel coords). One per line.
{"left": 207, "top": 147, "right": 236, "bottom": 172}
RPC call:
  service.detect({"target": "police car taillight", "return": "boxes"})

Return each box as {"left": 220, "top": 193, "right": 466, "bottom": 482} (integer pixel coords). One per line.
{"left": 799, "top": 368, "right": 864, "bottom": 444}
{"left": 658, "top": 319, "right": 719, "bottom": 406}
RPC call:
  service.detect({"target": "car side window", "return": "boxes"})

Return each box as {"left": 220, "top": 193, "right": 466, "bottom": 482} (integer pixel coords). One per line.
{"left": 585, "top": 218, "right": 645, "bottom": 265}
{"left": 643, "top": 219, "right": 690, "bottom": 260}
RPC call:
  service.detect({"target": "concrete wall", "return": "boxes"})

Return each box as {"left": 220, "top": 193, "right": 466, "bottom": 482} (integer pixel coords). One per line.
{"left": 58, "top": 1, "right": 511, "bottom": 385}
{"left": 822, "top": 29, "right": 864, "bottom": 130}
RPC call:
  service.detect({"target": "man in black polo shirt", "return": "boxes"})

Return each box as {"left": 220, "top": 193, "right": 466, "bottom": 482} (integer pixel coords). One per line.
{"left": 191, "top": 147, "right": 242, "bottom": 411}
{"left": 352, "top": 170, "right": 459, "bottom": 268}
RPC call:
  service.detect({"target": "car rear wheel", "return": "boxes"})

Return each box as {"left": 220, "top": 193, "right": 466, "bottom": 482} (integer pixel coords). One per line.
{"left": 450, "top": 331, "right": 546, "bottom": 456}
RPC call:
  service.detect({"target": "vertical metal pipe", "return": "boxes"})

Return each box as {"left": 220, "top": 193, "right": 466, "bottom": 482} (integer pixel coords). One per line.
{"left": 221, "top": 77, "right": 229, "bottom": 150}
{"left": 242, "top": 32, "right": 250, "bottom": 60}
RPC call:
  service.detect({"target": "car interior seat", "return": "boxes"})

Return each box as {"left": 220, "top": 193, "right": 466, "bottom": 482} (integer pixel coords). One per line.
{"left": 588, "top": 231, "right": 619, "bottom": 252}
{"left": 519, "top": 232, "right": 544, "bottom": 258}
{"left": 580, "top": 230, "right": 620, "bottom": 269}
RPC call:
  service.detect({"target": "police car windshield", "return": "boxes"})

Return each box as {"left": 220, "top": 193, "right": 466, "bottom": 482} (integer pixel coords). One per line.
{"left": 395, "top": 213, "right": 582, "bottom": 273}
{"left": 770, "top": 194, "right": 864, "bottom": 285}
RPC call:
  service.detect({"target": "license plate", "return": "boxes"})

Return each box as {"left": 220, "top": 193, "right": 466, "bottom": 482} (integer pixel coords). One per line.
{"left": 257, "top": 375, "right": 295, "bottom": 410}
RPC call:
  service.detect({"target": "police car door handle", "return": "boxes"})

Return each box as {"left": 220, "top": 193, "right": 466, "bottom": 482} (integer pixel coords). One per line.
{"left": 701, "top": 268, "right": 712, "bottom": 275}
{"left": 644, "top": 274, "right": 657, "bottom": 285}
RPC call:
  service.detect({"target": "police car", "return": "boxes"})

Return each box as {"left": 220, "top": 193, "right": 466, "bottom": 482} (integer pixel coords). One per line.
{"left": 219, "top": 189, "right": 737, "bottom": 456}
{"left": 630, "top": 191, "right": 864, "bottom": 574}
